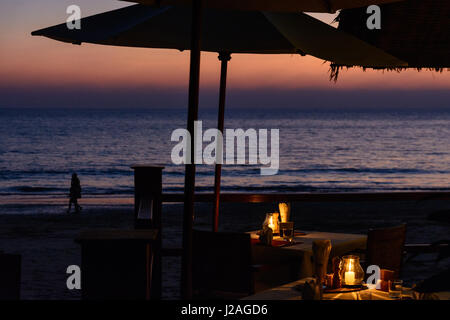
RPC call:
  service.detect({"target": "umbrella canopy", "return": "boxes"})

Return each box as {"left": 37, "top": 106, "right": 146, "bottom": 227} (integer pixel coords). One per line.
{"left": 32, "top": 4, "right": 406, "bottom": 67}
{"left": 122, "top": 0, "right": 405, "bottom": 13}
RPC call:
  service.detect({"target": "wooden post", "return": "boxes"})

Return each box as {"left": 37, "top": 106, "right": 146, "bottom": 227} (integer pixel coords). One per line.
{"left": 132, "top": 165, "right": 163, "bottom": 299}
{"left": 212, "top": 52, "right": 231, "bottom": 232}
{"left": 182, "top": 0, "right": 203, "bottom": 300}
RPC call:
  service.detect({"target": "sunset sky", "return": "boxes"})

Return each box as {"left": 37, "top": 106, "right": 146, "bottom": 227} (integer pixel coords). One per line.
{"left": 1, "top": 0, "right": 449, "bottom": 109}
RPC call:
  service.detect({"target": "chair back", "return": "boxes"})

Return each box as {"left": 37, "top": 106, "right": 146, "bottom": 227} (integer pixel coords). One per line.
{"left": 366, "top": 224, "right": 406, "bottom": 278}
{"left": 192, "top": 230, "right": 253, "bottom": 298}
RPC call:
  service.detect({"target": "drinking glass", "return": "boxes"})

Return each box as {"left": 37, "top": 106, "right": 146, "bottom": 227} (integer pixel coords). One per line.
{"left": 388, "top": 280, "right": 403, "bottom": 299}
{"left": 280, "top": 222, "right": 294, "bottom": 242}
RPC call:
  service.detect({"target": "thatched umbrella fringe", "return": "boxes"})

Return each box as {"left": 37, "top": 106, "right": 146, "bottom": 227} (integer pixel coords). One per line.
{"left": 329, "top": 64, "right": 447, "bottom": 82}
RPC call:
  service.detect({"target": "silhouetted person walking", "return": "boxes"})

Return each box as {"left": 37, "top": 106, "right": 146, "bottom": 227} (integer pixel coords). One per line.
{"left": 67, "top": 173, "right": 82, "bottom": 213}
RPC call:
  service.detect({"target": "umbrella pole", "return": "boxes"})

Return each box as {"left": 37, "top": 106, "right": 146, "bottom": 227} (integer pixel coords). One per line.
{"left": 212, "top": 52, "right": 231, "bottom": 232}
{"left": 181, "top": 0, "right": 203, "bottom": 300}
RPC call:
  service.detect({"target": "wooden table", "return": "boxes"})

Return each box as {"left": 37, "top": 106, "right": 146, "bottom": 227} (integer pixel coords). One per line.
{"left": 249, "top": 231, "right": 367, "bottom": 292}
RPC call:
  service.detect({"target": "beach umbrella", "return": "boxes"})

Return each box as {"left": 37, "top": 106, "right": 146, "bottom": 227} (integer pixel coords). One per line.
{"left": 32, "top": 1, "right": 407, "bottom": 298}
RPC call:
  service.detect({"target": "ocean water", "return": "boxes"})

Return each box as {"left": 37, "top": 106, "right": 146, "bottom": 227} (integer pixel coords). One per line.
{"left": 1, "top": 108, "right": 450, "bottom": 201}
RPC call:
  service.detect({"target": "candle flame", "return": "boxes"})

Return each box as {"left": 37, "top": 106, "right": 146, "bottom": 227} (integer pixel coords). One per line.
{"left": 268, "top": 216, "right": 274, "bottom": 229}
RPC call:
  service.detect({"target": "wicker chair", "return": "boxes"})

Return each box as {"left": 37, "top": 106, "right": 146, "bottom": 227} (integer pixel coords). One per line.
{"left": 342, "top": 224, "right": 407, "bottom": 278}
{"left": 366, "top": 224, "right": 407, "bottom": 279}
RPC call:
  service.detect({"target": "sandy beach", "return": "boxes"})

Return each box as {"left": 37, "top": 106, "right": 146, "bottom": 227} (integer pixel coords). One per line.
{"left": 0, "top": 198, "right": 449, "bottom": 299}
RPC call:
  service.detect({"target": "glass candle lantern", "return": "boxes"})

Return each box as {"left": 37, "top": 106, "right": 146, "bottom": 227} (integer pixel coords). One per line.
{"left": 339, "top": 255, "right": 364, "bottom": 287}
{"left": 264, "top": 213, "right": 280, "bottom": 234}
{"left": 271, "top": 212, "right": 280, "bottom": 234}
{"left": 263, "top": 213, "right": 272, "bottom": 229}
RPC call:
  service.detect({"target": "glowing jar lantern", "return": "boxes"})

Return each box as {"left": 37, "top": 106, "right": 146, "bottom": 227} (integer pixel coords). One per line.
{"left": 272, "top": 212, "right": 280, "bottom": 234}
{"left": 268, "top": 215, "right": 275, "bottom": 230}
{"left": 265, "top": 213, "right": 280, "bottom": 234}
{"left": 340, "top": 255, "right": 364, "bottom": 287}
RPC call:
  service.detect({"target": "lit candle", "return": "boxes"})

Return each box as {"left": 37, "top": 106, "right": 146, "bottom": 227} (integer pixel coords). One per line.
{"left": 268, "top": 216, "right": 275, "bottom": 230}
{"left": 345, "top": 271, "right": 355, "bottom": 285}
{"left": 345, "top": 259, "right": 356, "bottom": 285}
